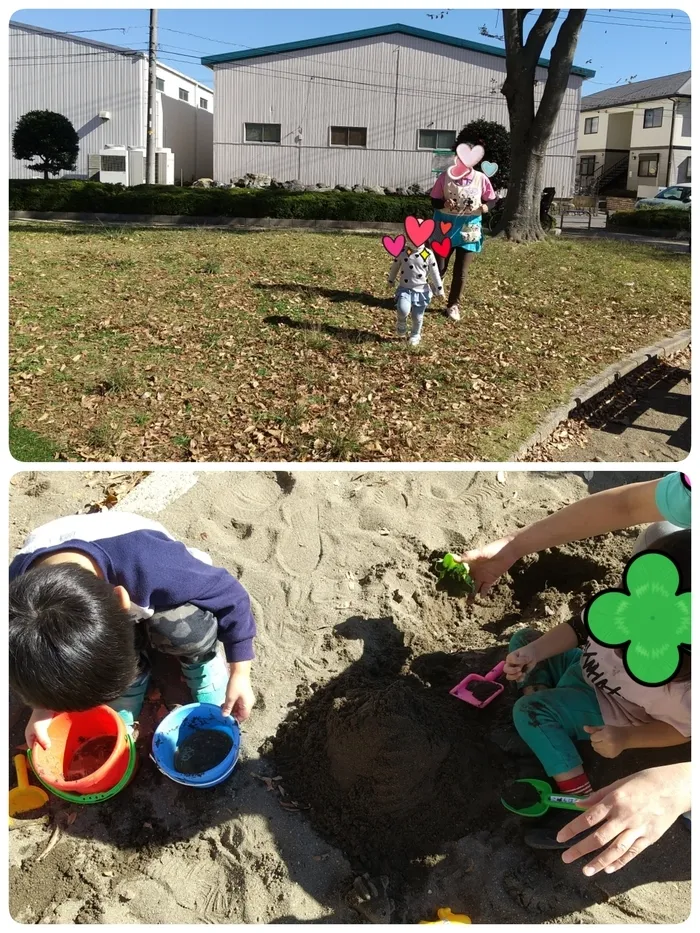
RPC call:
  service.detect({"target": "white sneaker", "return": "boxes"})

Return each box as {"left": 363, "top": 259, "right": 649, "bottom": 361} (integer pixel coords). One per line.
{"left": 446, "top": 305, "right": 461, "bottom": 322}
{"left": 408, "top": 334, "right": 421, "bottom": 347}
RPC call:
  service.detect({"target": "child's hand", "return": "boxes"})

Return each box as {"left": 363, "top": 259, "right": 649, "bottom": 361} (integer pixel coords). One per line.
{"left": 458, "top": 536, "right": 516, "bottom": 595}
{"left": 504, "top": 644, "right": 539, "bottom": 681}
{"left": 585, "top": 725, "right": 628, "bottom": 759}
{"left": 25, "top": 708, "right": 54, "bottom": 750}
{"left": 222, "top": 662, "right": 256, "bottom": 722}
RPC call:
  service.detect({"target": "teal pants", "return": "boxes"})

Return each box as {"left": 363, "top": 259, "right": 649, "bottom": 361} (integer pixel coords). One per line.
{"left": 510, "top": 629, "right": 604, "bottom": 777}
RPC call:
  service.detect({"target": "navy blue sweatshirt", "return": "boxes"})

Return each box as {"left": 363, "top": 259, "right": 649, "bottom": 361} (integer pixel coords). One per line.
{"left": 9, "top": 512, "right": 256, "bottom": 662}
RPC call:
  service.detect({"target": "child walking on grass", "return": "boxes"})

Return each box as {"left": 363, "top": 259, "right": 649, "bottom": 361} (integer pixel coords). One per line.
{"left": 387, "top": 243, "right": 444, "bottom": 346}
{"left": 430, "top": 131, "right": 497, "bottom": 323}
{"left": 9, "top": 511, "right": 257, "bottom": 750}
{"left": 504, "top": 527, "right": 690, "bottom": 850}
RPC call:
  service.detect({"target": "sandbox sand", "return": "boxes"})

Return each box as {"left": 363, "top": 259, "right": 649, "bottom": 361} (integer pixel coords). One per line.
{"left": 8, "top": 470, "right": 689, "bottom": 924}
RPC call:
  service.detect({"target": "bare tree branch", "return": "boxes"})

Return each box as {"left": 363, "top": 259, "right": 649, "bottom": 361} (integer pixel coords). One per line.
{"left": 502, "top": 10, "right": 524, "bottom": 71}
{"left": 533, "top": 9, "right": 587, "bottom": 145}
{"left": 522, "top": 9, "right": 559, "bottom": 72}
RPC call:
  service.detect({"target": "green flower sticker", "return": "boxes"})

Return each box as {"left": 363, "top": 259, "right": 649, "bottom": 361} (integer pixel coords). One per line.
{"left": 584, "top": 551, "right": 691, "bottom": 686}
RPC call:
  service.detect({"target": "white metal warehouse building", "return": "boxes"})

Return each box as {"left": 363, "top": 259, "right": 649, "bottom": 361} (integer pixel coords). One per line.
{"left": 203, "top": 23, "right": 595, "bottom": 195}
{"left": 9, "top": 21, "right": 214, "bottom": 183}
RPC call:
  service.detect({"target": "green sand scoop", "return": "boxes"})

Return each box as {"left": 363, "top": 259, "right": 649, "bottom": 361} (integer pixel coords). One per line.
{"left": 501, "top": 779, "right": 587, "bottom": 818}
{"left": 435, "top": 553, "right": 475, "bottom": 592}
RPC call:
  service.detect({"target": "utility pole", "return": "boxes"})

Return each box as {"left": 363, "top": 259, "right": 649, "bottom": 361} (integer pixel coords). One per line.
{"left": 146, "top": 9, "right": 158, "bottom": 185}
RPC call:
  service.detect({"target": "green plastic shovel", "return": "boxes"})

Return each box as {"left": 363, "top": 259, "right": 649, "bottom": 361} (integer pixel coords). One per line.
{"left": 501, "top": 778, "right": 587, "bottom": 818}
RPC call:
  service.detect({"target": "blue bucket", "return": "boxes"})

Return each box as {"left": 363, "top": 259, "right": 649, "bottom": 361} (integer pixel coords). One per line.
{"left": 151, "top": 703, "right": 241, "bottom": 787}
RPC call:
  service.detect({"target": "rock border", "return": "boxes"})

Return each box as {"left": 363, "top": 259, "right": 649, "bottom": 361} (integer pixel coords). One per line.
{"left": 514, "top": 329, "right": 691, "bottom": 459}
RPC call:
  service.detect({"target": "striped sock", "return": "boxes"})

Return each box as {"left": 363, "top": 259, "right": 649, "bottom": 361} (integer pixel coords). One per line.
{"left": 556, "top": 774, "right": 593, "bottom": 797}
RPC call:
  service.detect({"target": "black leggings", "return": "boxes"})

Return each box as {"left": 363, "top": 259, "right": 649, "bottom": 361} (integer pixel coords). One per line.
{"left": 437, "top": 248, "right": 476, "bottom": 307}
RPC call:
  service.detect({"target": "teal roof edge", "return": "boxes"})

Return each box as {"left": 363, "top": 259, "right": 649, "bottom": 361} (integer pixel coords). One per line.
{"left": 201, "top": 22, "right": 596, "bottom": 79}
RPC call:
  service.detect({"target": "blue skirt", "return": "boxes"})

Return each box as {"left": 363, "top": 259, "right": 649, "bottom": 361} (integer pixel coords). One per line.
{"left": 433, "top": 210, "right": 484, "bottom": 253}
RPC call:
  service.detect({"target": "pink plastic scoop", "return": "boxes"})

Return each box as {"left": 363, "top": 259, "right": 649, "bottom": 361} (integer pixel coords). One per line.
{"left": 450, "top": 660, "right": 506, "bottom": 708}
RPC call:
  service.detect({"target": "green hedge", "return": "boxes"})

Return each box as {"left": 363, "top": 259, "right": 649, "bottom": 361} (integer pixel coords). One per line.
{"left": 608, "top": 207, "right": 690, "bottom": 232}
{"left": 9, "top": 179, "right": 432, "bottom": 222}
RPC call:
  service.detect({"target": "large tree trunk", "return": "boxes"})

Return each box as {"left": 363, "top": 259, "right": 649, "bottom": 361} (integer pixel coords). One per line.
{"left": 498, "top": 9, "right": 586, "bottom": 242}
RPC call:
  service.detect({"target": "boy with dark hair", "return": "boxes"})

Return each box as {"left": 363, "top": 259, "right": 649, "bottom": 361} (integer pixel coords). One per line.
{"left": 9, "top": 511, "right": 256, "bottom": 749}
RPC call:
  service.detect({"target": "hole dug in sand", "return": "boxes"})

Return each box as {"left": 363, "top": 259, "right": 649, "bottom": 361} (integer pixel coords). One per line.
{"left": 269, "top": 540, "right": 631, "bottom": 879}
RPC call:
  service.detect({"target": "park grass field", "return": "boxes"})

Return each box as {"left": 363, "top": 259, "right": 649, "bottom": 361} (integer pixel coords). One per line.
{"left": 9, "top": 224, "right": 690, "bottom": 461}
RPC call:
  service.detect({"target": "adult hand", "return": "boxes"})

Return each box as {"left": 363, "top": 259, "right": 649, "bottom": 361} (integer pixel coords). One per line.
{"left": 25, "top": 708, "right": 54, "bottom": 750}
{"left": 503, "top": 643, "right": 539, "bottom": 681}
{"left": 584, "top": 724, "right": 627, "bottom": 759}
{"left": 222, "top": 663, "right": 256, "bottom": 722}
{"left": 458, "top": 536, "right": 516, "bottom": 595}
{"left": 558, "top": 764, "right": 691, "bottom": 876}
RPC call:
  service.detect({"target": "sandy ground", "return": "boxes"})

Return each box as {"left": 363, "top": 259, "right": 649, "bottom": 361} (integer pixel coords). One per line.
{"left": 8, "top": 469, "right": 689, "bottom": 924}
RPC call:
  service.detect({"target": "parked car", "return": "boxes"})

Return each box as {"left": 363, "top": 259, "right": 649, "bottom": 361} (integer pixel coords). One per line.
{"left": 635, "top": 184, "right": 691, "bottom": 210}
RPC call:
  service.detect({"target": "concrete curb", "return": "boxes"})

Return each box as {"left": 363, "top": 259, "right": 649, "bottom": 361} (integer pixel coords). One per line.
{"left": 10, "top": 212, "right": 690, "bottom": 249}
{"left": 115, "top": 471, "right": 200, "bottom": 514}
{"left": 514, "top": 329, "right": 691, "bottom": 459}
{"left": 10, "top": 210, "right": 404, "bottom": 236}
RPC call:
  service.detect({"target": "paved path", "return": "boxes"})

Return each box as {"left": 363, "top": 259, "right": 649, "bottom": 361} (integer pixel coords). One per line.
{"left": 525, "top": 351, "right": 690, "bottom": 463}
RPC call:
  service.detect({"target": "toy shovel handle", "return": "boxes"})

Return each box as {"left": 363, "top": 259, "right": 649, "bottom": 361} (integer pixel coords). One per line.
{"left": 548, "top": 793, "right": 587, "bottom": 812}
{"left": 486, "top": 661, "right": 506, "bottom": 682}
{"left": 14, "top": 754, "right": 30, "bottom": 790}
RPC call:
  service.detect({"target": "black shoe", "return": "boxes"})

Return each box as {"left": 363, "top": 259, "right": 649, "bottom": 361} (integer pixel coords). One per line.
{"left": 523, "top": 811, "right": 589, "bottom": 850}
{"left": 524, "top": 825, "right": 591, "bottom": 850}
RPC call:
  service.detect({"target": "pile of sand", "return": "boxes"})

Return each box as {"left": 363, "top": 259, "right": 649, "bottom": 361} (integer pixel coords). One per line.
{"left": 272, "top": 667, "right": 508, "bottom": 873}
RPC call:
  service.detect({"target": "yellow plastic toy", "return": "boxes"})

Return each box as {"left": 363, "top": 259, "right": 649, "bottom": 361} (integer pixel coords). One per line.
{"left": 9, "top": 754, "right": 49, "bottom": 817}
{"left": 420, "top": 907, "right": 471, "bottom": 924}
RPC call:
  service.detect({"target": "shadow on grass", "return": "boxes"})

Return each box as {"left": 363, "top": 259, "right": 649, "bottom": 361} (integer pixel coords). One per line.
{"left": 255, "top": 281, "right": 393, "bottom": 310}
{"left": 263, "top": 314, "right": 393, "bottom": 345}
{"left": 9, "top": 415, "right": 65, "bottom": 462}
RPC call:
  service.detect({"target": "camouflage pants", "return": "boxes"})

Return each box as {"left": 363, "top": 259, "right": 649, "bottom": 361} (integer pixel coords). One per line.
{"left": 135, "top": 604, "right": 219, "bottom": 667}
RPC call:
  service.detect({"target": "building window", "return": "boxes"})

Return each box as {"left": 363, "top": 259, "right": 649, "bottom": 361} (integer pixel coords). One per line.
{"left": 179, "top": 88, "right": 189, "bottom": 102}
{"left": 330, "top": 126, "right": 367, "bottom": 147}
{"left": 583, "top": 116, "right": 598, "bottom": 135}
{"left": 156, "top": 77, "right": 165, "bottom": 92}
{"left": 244, "top": 122, "right": 281, "bottom": 144}
{"left": 638, "top": 153, "right": 659, "bottom": 177}
{"left": 579, "top": 155, "right": 596, "bottom": 176}
{"left": 100, "top": 155, "right": 126, "bottom": 173}
{"left": 643, "top": 107, "right": 663, "bottom": 129}
{"left": 418, "top": 129, "right": 456, "bottom": 150}
{"left": 199, "top": 97, "right": 208, "bottom": 110}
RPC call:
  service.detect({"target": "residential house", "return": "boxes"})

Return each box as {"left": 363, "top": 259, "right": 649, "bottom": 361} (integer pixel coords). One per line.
{"left": 203, "top": 23, "right": 595, "bottom": 195}
{"left": 576, "top": 71, "right": 690, "bottom": 198}
{"left": 9, "top": 20, "right": 214, "bottom": 183}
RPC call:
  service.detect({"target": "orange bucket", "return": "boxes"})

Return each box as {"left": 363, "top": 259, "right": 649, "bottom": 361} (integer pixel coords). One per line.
{"left": 31, "top": 706, "right": 130, "bottom": 795}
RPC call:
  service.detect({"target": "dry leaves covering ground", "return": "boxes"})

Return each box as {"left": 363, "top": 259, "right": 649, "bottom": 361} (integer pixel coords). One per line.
{"left": 9, "top": 224, "right": 690, "bottom": 462}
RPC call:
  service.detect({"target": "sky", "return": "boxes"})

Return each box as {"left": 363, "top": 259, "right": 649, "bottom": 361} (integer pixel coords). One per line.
{"left": 11, "top": 7, "right": 691, "bottom": 91}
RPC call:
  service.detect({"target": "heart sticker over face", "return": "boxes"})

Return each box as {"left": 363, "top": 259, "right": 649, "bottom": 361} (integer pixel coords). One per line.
{"left": 382, "top": 234, "right": 405, "bottom": 257}
{"left": 404, "top": 216, "right": 435, "bottom": 247}
{"left": 440, "top": 221, "right": 453, "bottom": 234}
{"left": 481, "top": 161, "right": 499, "bottom": 178}
{"left": 448, "top": 143, "right": 485, "bottom": 180}
{"left": 431, "top": 237, "right": 451, "bottom": 258}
